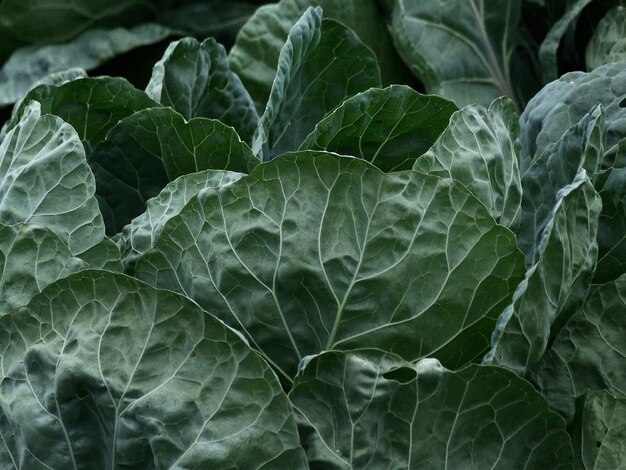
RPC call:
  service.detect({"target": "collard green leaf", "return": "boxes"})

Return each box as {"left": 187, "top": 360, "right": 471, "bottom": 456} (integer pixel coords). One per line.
{"left": 290, "top": 350, "right": 573, "bottom": 469}
{"left": 0, "top": 269, "right": 307, "bottom": 468}
{"left": 572, "top": 390, "right": 626, "bottom": 469}
{"left": 146, "top": 37, "right": 259, "bottom": 144}
{"left": 530, "top": 273, "right": 626, "bottom": 420}
{"left": 414, "top": 97, "right": 522, "bottom": 229}
{"left": 0, "top": 102, "right": 105, "bottom": 254}
{"left": 134, "top": 151, "right": 524, "bottom": 381}
{"left": 228, "top": 0, "right": 412, "bottom": 113}
{"left": 117, "top": 169, "right": 244, "bottom": 270}
{"left": 0, "top": 224, "right": 86, "bottom": 316}
{"left": 484, "top": 170, "right": 601, "bottom": 374}
{"left": 0, "top": 24, "right": 174, "bottom": 107}
{"left": 252, "top": 8, "right": 381, "bottom": 159}
{"left": 301, "top": 85, "right": 457, "bottom": 172}
{"left": 586, "top": 7, "right": 626, "bottom": 71}
{"left": 519, "top": 61, "right": 626, "bottom": 173}
{"left": 538, "top": 0, "right": 594, "bottom": 82}
{"left": 518, "top": 105, "right": 604, "bottom": 265}
{"left": 76, "top": 237, "right": 123, "bottom": 272}
{"left": 0, "top": 0, "right": 157, "bottom": 61}
{"left": 6, "top": 77, "right": 160, "bottom": 151}
{"left": 382, "top": 0, "right": 522, "bottom": 109}
{"left": 91, "top": 106, "right": 256, "bottom": 234}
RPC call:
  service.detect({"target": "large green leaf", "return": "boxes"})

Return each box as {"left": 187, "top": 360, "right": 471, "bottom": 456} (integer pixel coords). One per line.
{"left": 0, "top": 0, "right": 158, "bottom": 61}
{"left": 0, "top": 224, "right": 86, "bottom": 316}
{"left": 530, "top": 273, "right": 626, "bottom": 420}
{"left": 0, "top": 270, "right": 307, "bottom": 468}
{"left": 134, "top": 151, "right": 524, "bottom": 381}
{"left": 572, "top": 390, "right": 626, "bottom": 469}
{"left": 228, "top": 0, "right": 412, "bottom": 112}
{"left": 382, "top": 0, "right": 522, "bottom": 109}
{"left": 252, "top": 8, "right": 381, "bottom": 159}
{"left": 116, "top": 169, "right": 244, "bottom": 270}
{"left": 518, "top": 61, "right": 626, "bottom": 173}
{"left": 518, "top": 106, "right": 604, "bottom": 265}
{"left": 146, "top": 37, "right": 259, "bottom": 144}
{"left": 414, "top": 97, "right": 522, "bottom": 229}
{"left": 290, "top": 350, "right": 573, "bottom": 469}
{"left": 6, "top": 77, "right": 160, "bottom": 151}
{"left": 586, "top": 7, "right": 626, "bottom": 71}
{"left": 0, "top": 24, "right": 174, "bottom": 107}
{"left": 0, "top": 102, "right": 105, "bottom": 254}
{"left": 90, "top": 106, "right": 256, "bottom": 234}
{"left": 484, "top": 170, "right": 601, "bottom": 374}
{"left": 301, "top": 85, "right": 457, "bottom": 172}
{"left": 538, "top": 0, "right": 594, "bottom": 81}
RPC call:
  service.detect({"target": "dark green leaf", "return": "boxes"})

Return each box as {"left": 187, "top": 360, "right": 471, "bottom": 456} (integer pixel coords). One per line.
{"left": 0, "top": 24, "right": 174, "bottom": 107}
{"left": 414, "top": 97, "right": 522, "bottom": 228}
{"left": 301, "top": 85, "right": 457, "bottom": 172}
{"left": 585, "top": 7, "right": 626, "bottom": 71}
{"left": 0, "top": 270, "right": 307, "bottom": 468}
{"left": 228, "top": 0, "right": 412, "bottom": 113}
{"left": 252, "top": 8, "right": 381, "bottom": 159}
{"left": 134, "top": 151, "right": 524, "bottom": 380}
{"left": 290, "top": 350, "right": 573, "bottom": 469}
{"left": 0, "top": 102, "right": 105, "bottom": 254}
{"left": 146, "top": 37, "right": 259, "bottom": 144}
{"left": 485, "top": 170, "right": 601, "bottom": 374}
{"left": 382, "top": 0, "right": 523, "bottom": 109}
{"left": 91, "top": 106, "right": 256, "bottom": 233}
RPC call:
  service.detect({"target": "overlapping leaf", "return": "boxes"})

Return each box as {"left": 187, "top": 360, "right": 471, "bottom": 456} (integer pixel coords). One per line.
{"left": 530, "top": 273, "right": 626, "bottom": 419}
{"left": 0, "top": 24, "right": 174, "bottom": 107}
{"left": 228, "top": 0, "right": 412, "bottom": 112}
{"left": 382, "top": 0, "right": 522, "bottom": 109}
{"left": 414, "top": 97, "right": 522, "bottom": 229}
{"left": 301, "top": 85, "right": 457, "bottom": 172}
{"left": 91, "top": 106, "right": 256, "bottom": 233}
{"left": 134, "top": 151, "right": 524, "bottom": 380}
{"left": 484, "top": 170, "right": 600, "bottom": 374}
{"left": 251, "top": 7, "right": 381, "bottom": 159}
{"left": 0, "top": 102, "right": 105, "bottom": 254}
{"left": 290, "top": 350, "right": 573, "bottom": 469}
{"left": 0, "top": 270, "right": 307, "bottom": 468}
{"left": 586, "top": 7, "right": 626, "bottom": 71}
{"left": 116, "top": 169, "right": 244, "bottom": 270}
{"left": 146, "top": 37, "right": 259, "bottom": 144}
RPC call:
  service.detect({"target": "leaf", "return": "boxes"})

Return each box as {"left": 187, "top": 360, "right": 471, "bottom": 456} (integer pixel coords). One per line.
{"left": 0, "top": 102, "right": 105, "bottom": 254}
{"left": 301, "top": 85, "right": 457, "bottom": 172}
{"left": 414, "top": 97, "right": 522, "bottom": 229}
{"left": 0, "top": 23, "right": 174, "bottom": 107}
{"left": 0, "top": 224, "right": 86, "bottom": 316}
{"left": 0, "top": 0, "right": 158, "bottom": 61}
{"left": 76, "top": 237, "right": 123, "bottom": 272}
{"left": 6, "top": 77, "right": 160, "bottom": 151}
{"left": 538, "top": 0, "right": 594, "bottom": 82}
{"left": 290, "top": 350, "right": 573, "bottom": 469}
{"left": 90, "top": 107, "right": 256, "bottom": 234}
{"left": 133, "top": 151, "right": 524, "bottom": 381}
{"left": 518, "top": 61, "right": 626, "bottom": 173}
{"left": 572, "top": 390, "right": 626, "bottom": 469}
{"left": 530, "top": 273, "right": 626, "bottom": 420}
{"left": 518, "top": 105, "right": 604, "bottom": 265}
{"left": 146, "top": 37, "right": 259, "bottom": 144}
{"left": 586, "top": 7, "right": 626, "bottom": 71}
{"left": 116, "top": 169, "right": 244, "bottom": 271}
{"left": 0, "top": 269, "right": 307, "bottom": 468}
{"left": 252, "top": 8, "right": 381, "bottom": 159}
{"left": 484, "top": 170, "right": 601, "bottom": 374}
{"left": 228, "top": 0, "right": 413, "bottom": 112}
{"left": 382, "top": 0, "right": 523, "bottom": 109}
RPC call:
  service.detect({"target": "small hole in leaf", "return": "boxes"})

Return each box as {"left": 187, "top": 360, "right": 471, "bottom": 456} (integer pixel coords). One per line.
{"left": 383, "top": 367, "right": 417, "bottom": 384}
{"left": 596, "top": 441, "right": 602, "bottom": 448}
{"left": 619, "top": 97, "right": 626, "bottom": 108}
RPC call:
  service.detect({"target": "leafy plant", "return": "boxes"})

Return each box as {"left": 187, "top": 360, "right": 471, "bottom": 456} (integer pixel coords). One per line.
{"left": 0, "top": 0, "right": 625, "bottom": 468}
